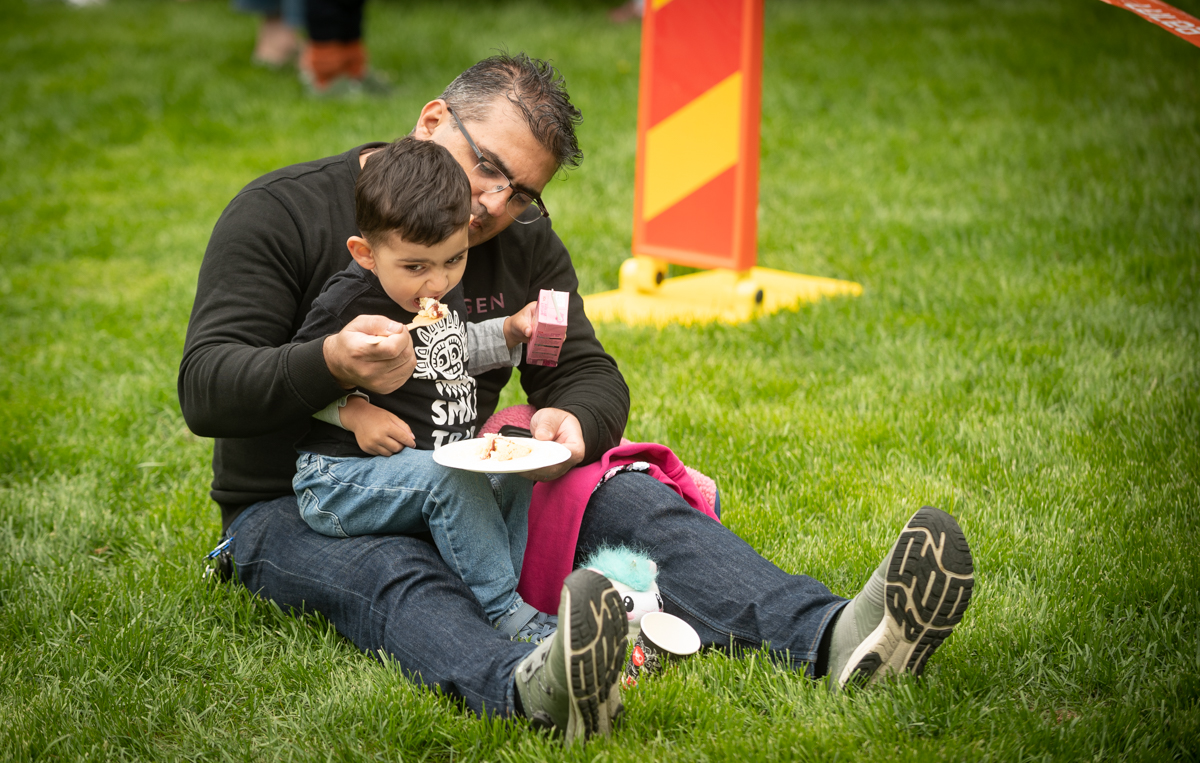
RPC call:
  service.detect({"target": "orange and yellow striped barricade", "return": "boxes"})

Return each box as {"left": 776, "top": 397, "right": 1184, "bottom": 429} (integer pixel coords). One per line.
{"left": 585, "top": 0, "right": 861, "bottom": 327}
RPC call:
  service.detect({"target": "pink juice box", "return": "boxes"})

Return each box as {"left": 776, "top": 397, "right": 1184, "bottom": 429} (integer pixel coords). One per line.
{"left": 527, "top": 289, "right": 568, "bottom": 367}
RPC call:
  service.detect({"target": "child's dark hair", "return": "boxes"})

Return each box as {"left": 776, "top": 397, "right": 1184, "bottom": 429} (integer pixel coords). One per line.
{"left": 355, "top": 137, "right": 471, "bottom": 246}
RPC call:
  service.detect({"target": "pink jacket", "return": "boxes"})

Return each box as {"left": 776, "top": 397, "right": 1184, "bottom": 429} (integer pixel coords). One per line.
{"left": 516, "top": 442, "right": 721, "bottom": 613}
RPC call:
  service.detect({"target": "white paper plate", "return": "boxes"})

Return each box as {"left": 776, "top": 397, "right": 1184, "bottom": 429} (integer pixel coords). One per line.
{"left": 432, "top": 437, "right": 571, "bottom": 474}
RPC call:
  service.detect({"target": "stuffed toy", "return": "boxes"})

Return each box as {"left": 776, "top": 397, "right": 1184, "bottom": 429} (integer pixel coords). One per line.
{"left": 583, "top": 546, "right": 663, "bottom": 640}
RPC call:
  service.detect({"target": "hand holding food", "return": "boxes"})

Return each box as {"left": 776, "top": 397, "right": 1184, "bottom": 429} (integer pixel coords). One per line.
{"left": 520, "top": 407, "right": 584, "bottom": 481}
{"left": 324, "top": 314, "right": 415, "bottom": 393}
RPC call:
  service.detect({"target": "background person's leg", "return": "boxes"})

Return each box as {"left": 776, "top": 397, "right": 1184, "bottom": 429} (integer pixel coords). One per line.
{"left": 304, "top": 0, "right": 362, "bottom": 41}
{"left": 280, "top": 0, "right": 305, "bottom": 30}
{"left": 301, "top": 0, "right": 368, "bottom": 91}
{"left": 233, "top": 0, "right": 300, "bottom": 67}
{"left": 229, "top": 495, "right": 535, "bottom": 716}
{"left": 574, "top": 472, "right": 847, "bottom": 673}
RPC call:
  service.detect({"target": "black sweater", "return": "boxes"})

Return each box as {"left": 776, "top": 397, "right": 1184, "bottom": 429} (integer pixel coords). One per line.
{"left": 178, "top": 144, "right": 629, "bottom": 525}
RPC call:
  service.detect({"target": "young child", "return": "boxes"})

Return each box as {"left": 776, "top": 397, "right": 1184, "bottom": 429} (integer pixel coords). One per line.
{"left": 290, "top": 137, "right": 553, "bottom": 641}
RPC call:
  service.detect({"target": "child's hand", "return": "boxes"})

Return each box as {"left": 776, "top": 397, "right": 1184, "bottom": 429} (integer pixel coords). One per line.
{"left": 339, "top": 396, "right": 416, "bottom": 456}
{"left": 504, "top": 301, "right": 538, "bottom": 350}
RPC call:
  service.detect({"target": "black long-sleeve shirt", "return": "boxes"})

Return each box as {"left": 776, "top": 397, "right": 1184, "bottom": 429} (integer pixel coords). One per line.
{"left": 294, "top": 264, "right": 477, "bottom": 454}
{"left": 178, "top": 144, "right": 629, "bottom": 526}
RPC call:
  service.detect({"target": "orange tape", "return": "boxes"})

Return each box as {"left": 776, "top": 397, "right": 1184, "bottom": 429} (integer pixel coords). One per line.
{"left": 1099, "top": 0, "right": 1200, "bottom": 47}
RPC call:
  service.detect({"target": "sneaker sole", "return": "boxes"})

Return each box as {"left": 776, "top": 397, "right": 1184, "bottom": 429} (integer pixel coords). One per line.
{"left": 559, "top": 569, "right": 628, "bottom": 743}
{"left": 839, "top": 506, "right": 974, "bottom": 688}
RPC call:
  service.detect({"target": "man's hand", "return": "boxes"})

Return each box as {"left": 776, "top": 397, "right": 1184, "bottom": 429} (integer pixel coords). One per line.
{"left": 503, "top": 301, "right": 538, "bottom": 350}
{"left": 323, "top": 314, "right": 416, "bottom": 394}
{"left": 521, "top": 407, "right": 584, "bottom": 481}
{"left": 339, "top": 395, "right": 416, "bottom": 456}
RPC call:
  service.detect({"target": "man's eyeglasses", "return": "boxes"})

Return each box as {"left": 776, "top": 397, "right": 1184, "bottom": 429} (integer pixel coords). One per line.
{"left": 447, "top": 105, "right": 550, "bottom": 225}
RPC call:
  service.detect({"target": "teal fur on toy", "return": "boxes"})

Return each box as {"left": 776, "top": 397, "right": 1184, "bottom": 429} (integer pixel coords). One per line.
{"left": 583, "top": 545, "right": 658, "bottom": 591}
{"left": 583, "top": 546, "right": 663, "bottom": 640}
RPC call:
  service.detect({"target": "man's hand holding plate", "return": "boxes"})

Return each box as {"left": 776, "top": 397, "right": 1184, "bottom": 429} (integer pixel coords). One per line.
{"left": 521, "top": 407, "right": 585, "bottom": 481}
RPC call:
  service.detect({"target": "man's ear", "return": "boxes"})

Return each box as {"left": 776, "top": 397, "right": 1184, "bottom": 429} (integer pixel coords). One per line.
{"left": 346, "top": 236, "right": 376, "bottom": 270}
{"left": 412, "top": 99, "right": 450, "bottom": 141}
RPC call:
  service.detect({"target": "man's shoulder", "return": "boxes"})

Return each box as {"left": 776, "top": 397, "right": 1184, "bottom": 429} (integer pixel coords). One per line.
{"left": 234, "top": 144, "right": 383, "bottom": 204}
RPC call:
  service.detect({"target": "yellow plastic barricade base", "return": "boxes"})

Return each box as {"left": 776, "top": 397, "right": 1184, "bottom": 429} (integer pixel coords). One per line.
{"left": 584, "top": 257, "right": 863, "bottom": 327}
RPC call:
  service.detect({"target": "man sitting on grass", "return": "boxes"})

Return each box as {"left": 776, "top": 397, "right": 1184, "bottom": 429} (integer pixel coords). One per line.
{"left": 179, "top": 52, "right": 975, "bottom": 744}
{"left": 291, "top": 136, "right": 559, "bottom": 643}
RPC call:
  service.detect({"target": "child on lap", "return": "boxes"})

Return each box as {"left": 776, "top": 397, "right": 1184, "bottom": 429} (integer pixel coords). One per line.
{"left": 291, "top": 137, "right": 551, "bottom": 641}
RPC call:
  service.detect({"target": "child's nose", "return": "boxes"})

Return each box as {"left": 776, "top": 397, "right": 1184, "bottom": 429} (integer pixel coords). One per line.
{"left": 428, "top": 270, "right": 450, "bottom": 294}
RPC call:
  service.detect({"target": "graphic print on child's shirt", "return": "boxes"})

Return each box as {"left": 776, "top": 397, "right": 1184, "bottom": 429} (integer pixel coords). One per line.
{"left": 412, "top": 311, "right": 477, "bottom": 447}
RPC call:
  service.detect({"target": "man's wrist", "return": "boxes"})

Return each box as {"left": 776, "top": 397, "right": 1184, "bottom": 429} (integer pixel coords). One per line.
{"left": 294, "top": 335, "right": 356, "bottom": 404}
{"left": 559, "top": 405, "right": 603, "bottom": 464}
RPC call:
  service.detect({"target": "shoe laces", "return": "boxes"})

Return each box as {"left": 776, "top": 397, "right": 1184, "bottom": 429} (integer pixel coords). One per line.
{"left": 515, "top": 612, "right": 558, "bottom": 644}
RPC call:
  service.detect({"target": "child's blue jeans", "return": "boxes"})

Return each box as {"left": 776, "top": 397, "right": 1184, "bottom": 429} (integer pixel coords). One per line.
{"left": 293, "top": 449, "right": 533, "bottom": 622}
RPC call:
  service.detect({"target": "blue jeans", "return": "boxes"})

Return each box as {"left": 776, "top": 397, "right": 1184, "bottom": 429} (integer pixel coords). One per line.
{"left": 574, "top": 474, "right": 846, "bottom": 670}
{"left": 228, "top": 472, "right": 846, "bottom": 717}
{"left": 293, "top": 450, "right": 533, "bottom": 622}
{"left": 233, "top": 0, "right": 306, "bottom": 28}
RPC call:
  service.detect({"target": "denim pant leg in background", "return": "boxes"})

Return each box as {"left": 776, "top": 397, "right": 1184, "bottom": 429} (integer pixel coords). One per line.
{"left": 228, "top": 495, "right": 536, "bottom": 717}
{"left": 575, "top": 472, "right": 848, "bottom": 674}
{"left": 233, "top": 0, "right": 306, "bottom": 28}
{"left": 293, "top": 450, "right": 532, "bottom": 622}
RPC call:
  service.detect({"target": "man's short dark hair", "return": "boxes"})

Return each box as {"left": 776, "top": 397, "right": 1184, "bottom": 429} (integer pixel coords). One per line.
{"left": 440, "top": 52, "right": 583, "bottom": 170}
{"left": 356, "top": 137, "right": 471, "bottom": 247}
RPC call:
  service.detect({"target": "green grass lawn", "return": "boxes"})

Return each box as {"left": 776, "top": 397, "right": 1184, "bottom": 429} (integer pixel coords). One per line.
{"left": 2, "top": 0, "right": 1198, "bottom": 759}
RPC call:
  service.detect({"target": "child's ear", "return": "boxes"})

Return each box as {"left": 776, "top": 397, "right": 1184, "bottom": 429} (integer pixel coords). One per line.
{"left": 347, "top": 236, "right": 376, "bottom": 270}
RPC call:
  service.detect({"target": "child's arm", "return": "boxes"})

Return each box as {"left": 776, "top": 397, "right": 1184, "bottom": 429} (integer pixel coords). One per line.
{"left": 337, "top": 395, "right": 417, "bottom": 456}
{"left": 464, "top": 300, "right": 537, "bottom": 375}
{"left": 312, "top": 396, "right": 350, "bottom": 428}
{"left": 311, "top": 390, "right": 370, "bottom": 427}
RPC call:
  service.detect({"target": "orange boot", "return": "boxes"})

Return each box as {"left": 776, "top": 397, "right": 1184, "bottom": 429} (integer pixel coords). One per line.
{"left": 341, "top": 40, "right": 390, "bottom": 94}
{"left": 299, "top": 40, "right": 348, "bottom": 93}
{"left": 341, "top": 39, "right": 367, "bottom": 80}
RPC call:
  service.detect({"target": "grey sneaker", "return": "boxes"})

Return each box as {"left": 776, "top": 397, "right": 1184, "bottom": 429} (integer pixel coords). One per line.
{"left": 496, "top": 601, "right": 558, "bottom": 644}
{"left": 356, "top": 69, "right": 393, "bottom": 96}
{"left": 300, "top": 70, "right": 391, "bottom": 99}
{"left": 514, "top": 569, "right": 628, "bottom": 744}
{"left": 830, "top": 506, "right": 974, "bottom": 689}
